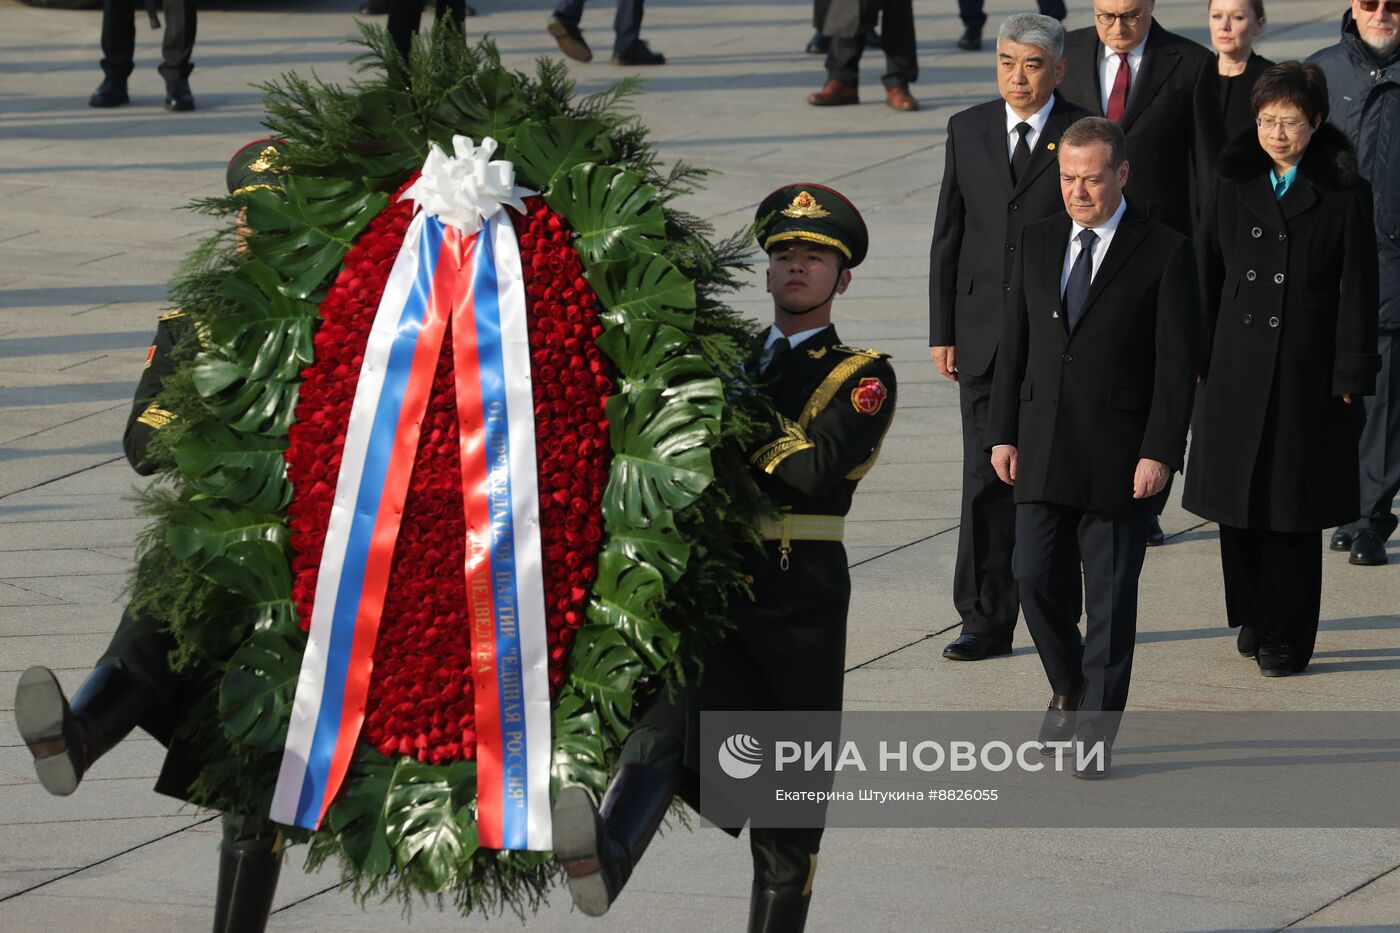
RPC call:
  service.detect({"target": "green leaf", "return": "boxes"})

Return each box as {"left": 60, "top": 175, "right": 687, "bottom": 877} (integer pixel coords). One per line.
{"left": 510, "top": 117, "right": 615, "bottom": 195}
{"left": 325, "top": 752, "right": 398, "bottom": 876}
{"left": 545, "top": 164, "right": 666, "bottom": 266}
{"left": 550, "top": 690, "right": 609, "bottom": 794}
{"left": 245, "top": 176, "right": 388, "bottom": 300}
{"left": 589, "top": 254, "right": 696, "bottom": 331}
{"left": 565, "top": 625, "right": 646, "bottom": 738}
{"left": 431, "top": 68, "right": 529, "bottom": 152}
{"left": 164, "top": 500, "right": 290, "bottom": 597}
{"left": 213, "top": 259, "right": 319, "bottom": 384}
{"left": 596, "top": 321, "right": 709, "bottom": 391}
{"left": 219, "top": 626, "right": 304, "bottom": 750}
{"left": 190, "top": 357, "right": 301, "bottom": 436}
{"left": 345, "top": 87, "right": 431, "bottom": 186}
{"left": 385, "top": 759, "right": 480, "bottom": 890}
{"left": 172, "top": 420, "right": 290, "bottom": 513}
{"left": 600, "top": 509, "right": 690, "bottom": 584}
{"left": 586, "top": 549, "right": 678, "bottom": 670}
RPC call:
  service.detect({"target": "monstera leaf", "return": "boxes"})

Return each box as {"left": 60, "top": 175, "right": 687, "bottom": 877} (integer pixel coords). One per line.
{"left": 550, "top": 690, "right": 609, "bottom": 793}
{"left": 245, "top": 176, "right": 388, "bottom": 300}
{"left": 431, "top": 67, "right": 529, "bottom": 153}
{"left": 211, "top": 259, "right": 319, "bottom": 384}
{"left": 173, "top": 420, "right": 290, "bottom": 513}
{"left": 586, "top": 549, "right": 677, "bottom": 670}
{"left": 326, "top": 752, "right": 398, "bottom": 876}
{"left": 597, "top": 321, "right": 710, "bottom": 396}
{"left": 345, "top": 87, "right": 431, "bottom": 186}
{"left": 220, "top": 626, "right": 304, "bottom": 749}
{"left": 590, "top": 254, "right": 696, "bottom": 331}
{"left": 190, "top": 356, "right": 301, "bottom": 436}
{"left": 546, "top": 164, "right": 666, "bottom": 266}
{"left": 164, "top": 500, "right": 290, "bottom": 597}
{"left": 602, "top": 509, "right": 690, "bottom": 584}
{"left": 510, "top": 117, "right": 615, "bottom": 195}
{"left": 384, "top": 760, "right": 479, "bottom": 889}
{"left": 567, "top": 625, "right": 647, "bottom": 739}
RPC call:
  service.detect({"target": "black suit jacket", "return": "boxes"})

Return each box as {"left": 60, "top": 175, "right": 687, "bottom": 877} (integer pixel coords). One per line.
{"left": 986, "top": 203, "right": 1199, "bottom": 514}
{"left": 928, "top": 94, "right": 1091, "bottom": 377}
{"left": 1059, "top": 21, "right": 1226, "bottom": 237}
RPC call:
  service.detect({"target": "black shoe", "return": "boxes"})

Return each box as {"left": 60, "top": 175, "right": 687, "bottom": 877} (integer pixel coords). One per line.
{"left": 1072, "top": 740, "right": 1111, "bottom": 780}
{"left": 15, "top": 664, "right": 151, "bottom": 796}
{"left": 1146, "top": 514, "right": 1165, "bottom": 546}
{"left": 1236, "top": 625, "right": 1258, "bottom": 659}
{"left": 553, "top": 764, "right": 676, "bottom": 916}
{"left": 942, "top": 633, "right": 1012, "bottom": 661}
{"left": 956, "top": 27, "right": 982, "bottom": 51}
{"left": 164, "top": 77, "right": 195, "bottom": 112}
{"left": 1037, "top": 685, "right": 1085, "bottom": 751}
{"left": 357, "top": 0, "right": 388, "bottom": 13}
{"left": 748, "top": 884, "right": 812, "bottom": 933}
{"left": 212, "top": 835, "right": 282, "bottom": 933}
{"left": 865, "top": 26, "right": 882, "bottom": 49}
{"left": 805, "top": 31, "right": 829, "bottom": 55}
{"left": 611, "top": 40, "right": 665, "bottom": 66}
{"left": 1257, "top": 640, "right": 1294, "bottom": 677}
{"left": 1330, "top": 528, "right": 1353, "bottom": 551}
{"left": 547, "top": 15, "right": 592, "bottom": 63}
{"left": 88, "top": 78, "right": 129, "bottom": 108}
{"left": 1349, "top": 530, "right": 1388, "bottom": 566}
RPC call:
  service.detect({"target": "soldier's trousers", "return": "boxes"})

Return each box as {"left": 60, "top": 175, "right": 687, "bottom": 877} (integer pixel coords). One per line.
{"left": 100, "top": 0, "right": 197, "bottom": 83}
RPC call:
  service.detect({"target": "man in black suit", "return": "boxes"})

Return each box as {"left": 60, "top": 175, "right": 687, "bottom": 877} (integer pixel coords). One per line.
{"left": 987, "top": 118, "right": 1197, "bottom": 777}
{"left": 930, "top": 14, "right": 1090, "bottom": 662}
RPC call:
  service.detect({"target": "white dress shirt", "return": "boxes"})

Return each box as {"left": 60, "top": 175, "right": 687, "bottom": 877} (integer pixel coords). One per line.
{"left": 1004, "top": 94, "right": 1057, "bottom": 160}
{"left": 763, "top": 323, "right": 831, "bottom": 351}
{"left": 1060, "top": 196, "right": 1129, "bottom": 297}
{"left": 1098, "top": 36, "right": 1148, "bottom": 115}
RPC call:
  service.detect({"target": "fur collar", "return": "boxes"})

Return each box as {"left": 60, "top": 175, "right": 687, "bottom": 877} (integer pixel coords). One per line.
{"left": 1217, "top": 122, "right": 1361, "bottom": 189}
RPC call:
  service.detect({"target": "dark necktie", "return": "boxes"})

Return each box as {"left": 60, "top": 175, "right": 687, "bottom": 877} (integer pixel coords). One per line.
{"left": 1106, "top": 52, "right": 1132, "bottom": 122}
{"left": 759, "top": 336, "right": 790, "bottom": 375}
{"left": 1063, "top": 229, "right": 1099, "bottom": 330}
{"left": 1011, "top": 122, "right": 1032, "bottom": 185}
{"left": 1274, "top": 175, "right": 1288, "bottom": 201}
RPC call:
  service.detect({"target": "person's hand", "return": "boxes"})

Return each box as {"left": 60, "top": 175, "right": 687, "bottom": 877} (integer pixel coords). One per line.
{"left": 1132, "top": 458, "right": 1170, "bottom": 499}
{"left": 1342, "top": 393, "right": 1353, "bottom": 404}
{"left": 991, "top": 445, "right": 1017, "bottom": 485}
{"left": 931, "top": 345, "right": 958, "bottom": 382}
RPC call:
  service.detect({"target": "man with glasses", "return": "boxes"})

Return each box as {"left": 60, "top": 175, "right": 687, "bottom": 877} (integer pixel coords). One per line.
{"left": 1310, "top": 0, "right": 1400, "bottom": 567}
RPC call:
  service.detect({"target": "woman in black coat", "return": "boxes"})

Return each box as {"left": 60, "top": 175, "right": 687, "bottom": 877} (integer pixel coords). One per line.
{"left": 1184, "top": 61, "right": 1380, "bottom": 677}
{"left": 1203, "top": 0, "right": 1274, "bottom": 139}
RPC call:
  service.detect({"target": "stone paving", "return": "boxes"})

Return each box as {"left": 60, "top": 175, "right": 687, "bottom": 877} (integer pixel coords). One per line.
{"left": 1, "top": 0, "right": 1398, "bottom": 929}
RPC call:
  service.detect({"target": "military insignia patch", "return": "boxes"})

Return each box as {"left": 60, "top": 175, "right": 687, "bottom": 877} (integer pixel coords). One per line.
{"left": 782, "top": 190, "right": 831, "bottom": 219}
{"left": 806, "top": 347, "right": 828, "bottom": 360}
{"left": 850, "top": 376, "right": 887, "bottom": 415}
{"left": 144, "top": 345, "right": 156, "bottom": 370}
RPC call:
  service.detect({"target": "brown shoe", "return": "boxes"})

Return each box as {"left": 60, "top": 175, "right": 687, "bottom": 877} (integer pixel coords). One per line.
{"left": 886, "top": 85, "right": 919, "bottom": 111}
{"left": 807, "top": 80, "right": 858, "bottom": 106}
{"left": 547, "top": 16, "right": 592, "bottom": 63}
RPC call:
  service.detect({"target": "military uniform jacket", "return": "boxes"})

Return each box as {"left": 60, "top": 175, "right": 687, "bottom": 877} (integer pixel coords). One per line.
{"left": 1183, "top": 126, "right": 1381, "bottom": 531}
{"left": 124, "top": 311, "right": 189, "bottom": 475}
{"left": 987, "top": 205, "right": 1199, "bottom": 514}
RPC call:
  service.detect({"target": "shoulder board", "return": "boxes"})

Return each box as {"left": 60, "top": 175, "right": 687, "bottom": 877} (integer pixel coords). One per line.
{"left": 833, "top": 344, "right": 889, "bottom": 360}
{"left": 157, "top": 310, "right": 186, "bottom": 322}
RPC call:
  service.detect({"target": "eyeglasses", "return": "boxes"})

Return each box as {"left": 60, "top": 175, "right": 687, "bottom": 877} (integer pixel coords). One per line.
{"left": 1256, "top": 115, "right": 1310, "bottom": 132}
{"left": 1356, "top": 0, "right": 1400, "bottom": 14}
{"left": 1096, "top": 11, "right": 1145, "bottom": 25}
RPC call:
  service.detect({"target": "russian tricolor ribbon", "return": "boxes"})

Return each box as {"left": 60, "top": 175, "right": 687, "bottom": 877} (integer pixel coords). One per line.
{"left": 270, "top": 138, "right": 554, "bottom": 851}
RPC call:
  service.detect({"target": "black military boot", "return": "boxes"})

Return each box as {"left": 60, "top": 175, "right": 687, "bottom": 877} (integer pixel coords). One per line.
{"left": 14, "top": 664, "right": 152, "bottom": 796}
{"left": 748, "top": 885, "right": 812, "bottom": 933}
{"left": 165, "top": 76, "right": 196, "bottom": 112}
{"left": 89, "top": 77, "right": 130, "bottom": 107}
{"left": 552, "top": 764, "right": 675, "bottom": 916}
{"left": 211, "top": 826, "right": 283, "bottom": 933}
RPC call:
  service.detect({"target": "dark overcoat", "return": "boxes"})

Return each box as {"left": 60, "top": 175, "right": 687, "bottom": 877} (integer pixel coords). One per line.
{"left": 1183, "top": 125, "right": 1381, "bottom": 531}
{"left": 986, "top": 204, "right": 1199, "bottom": 515}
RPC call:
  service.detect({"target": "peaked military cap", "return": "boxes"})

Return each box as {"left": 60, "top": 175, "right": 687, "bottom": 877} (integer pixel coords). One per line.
{"left": 755, "top": 183, "right": 868, "bottom": 268}
{"left": 226, "top": 138, "right": 289, "bottom": 196}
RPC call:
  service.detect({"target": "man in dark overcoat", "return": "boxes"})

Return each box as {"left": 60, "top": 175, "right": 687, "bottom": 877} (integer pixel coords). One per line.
{"left": 553, "top": 184, "right": 897, "bottom": 932}
{"left": 987, "top": 117, "right": 1198, "bottom": 777}
{"left": 929, "top": 13, "right": 1089, "bottom": 662}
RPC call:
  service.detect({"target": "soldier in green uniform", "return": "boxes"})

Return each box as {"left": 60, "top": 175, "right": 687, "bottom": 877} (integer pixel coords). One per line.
{"left": 13, "top": 139, "right": 289, "bottom": 933}
{"left": 552, "top": 183, "right": 897, "bottom": 933}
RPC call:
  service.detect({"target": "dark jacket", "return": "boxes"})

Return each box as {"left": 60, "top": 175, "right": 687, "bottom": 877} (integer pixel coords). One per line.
{"left": 123, "top": 311, "right": 189, "bottom": 475}
{"left": 929, "top": 94, "right": 1091, "bottom": 377}
{"left": 987, "top": 204, "right": 1199, "bottom": 514}
{"left": 1183, "top": 125, "right": 1381, "bottom": 531}
{"left": 1308, "top": 12, "right": 1400, "bottom": 328}
{"left": 1059, "top": 21, "right": 1226, "bottom": 238}
{"left": 1200, "top": 51, "right": 1274, "bottom": 141}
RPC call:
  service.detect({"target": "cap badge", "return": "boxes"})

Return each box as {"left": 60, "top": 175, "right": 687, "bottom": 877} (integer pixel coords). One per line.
{"left": 246, "top": 145, "right": 285, "bottom": 174}
{"left": 781, "top": 190, "right": 831, "bottom": 219}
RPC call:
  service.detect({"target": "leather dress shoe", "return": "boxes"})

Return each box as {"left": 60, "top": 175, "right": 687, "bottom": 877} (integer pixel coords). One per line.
{"left": 1349, "top": 530, "right": 1388, "bottom": 566}
{"left": 805, "top": 31, "right": 830, "bottom": 55}
{"left": 1236, "top": 625, "right": 1258, "bottom": 659}
{"left": 807, "top": 80, "right": 858, "bottom": 106}
{"left": 1037, "top": 685, "right": 1085, "bottom": 750}
{"left": 1330, "top": 528, "right": 1353, "bottom": 551}
{"left": 885, "top": 85, "right": 918, "bottom": 111}
{"left": 1072, "top": 741, "right": 1111, "bottom": 780}
{"left": 942, "top": 633, "right": 1011, "bottom": 661}
{"left": 612, "top": 41, "right": 665, "bottom": 66}
{"left": 547, "top": 16, "right": 592, "bottom": 63}
{"left": 89, "top": 78, "right": 129, "bottom": 108}
{"left": 957, "top": 28, "right": 982, "bottom": 51}
{"left": 164, "top": 77, "right": 196, "bottom": 112}
{"left": 1146, "top": 514, "right": 1165, "bottom": 546}
{"left": 1256, "top": 640, "right": 1294, "bottom": 677}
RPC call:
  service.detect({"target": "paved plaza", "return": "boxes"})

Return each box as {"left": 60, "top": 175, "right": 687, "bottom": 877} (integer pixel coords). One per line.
{"left": 2, "top": 0, "right": 1399, "bottom": 929}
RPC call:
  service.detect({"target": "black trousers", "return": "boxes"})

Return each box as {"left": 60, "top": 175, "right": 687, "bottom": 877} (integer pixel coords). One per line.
{"left": 1218, "top": 524, "right": 1321, "bottom": 668}
{"left": 1013, "top": 503, "right": 1147, "bottom": 744}
{"left": 953, "top": 369, "right": 1019, "bottom": 639}
{"left": 826, "top": 0, "right": 916, "bottom": 89}
{"left": 554, "top": 0, "right": 646, "bottom": 56}
{"left": 1344, "top": 329, "right": 1400, "bottom": 542}
{"left": 100, "top": 0, "right": 196, "bottom": 83}
{"left": 387, "top": 0, "right": 466, "bottom": 64}
{"left": 957, "top": 0, "right": 1066, "bottom": 30}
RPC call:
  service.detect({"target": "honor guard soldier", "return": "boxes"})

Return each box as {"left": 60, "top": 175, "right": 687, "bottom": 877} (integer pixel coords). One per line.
{"left": 14, "top": 140, "right": 290, "bottom": 933}
{"left": 552, "top": 184, "right": 897, "bottom": 932}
